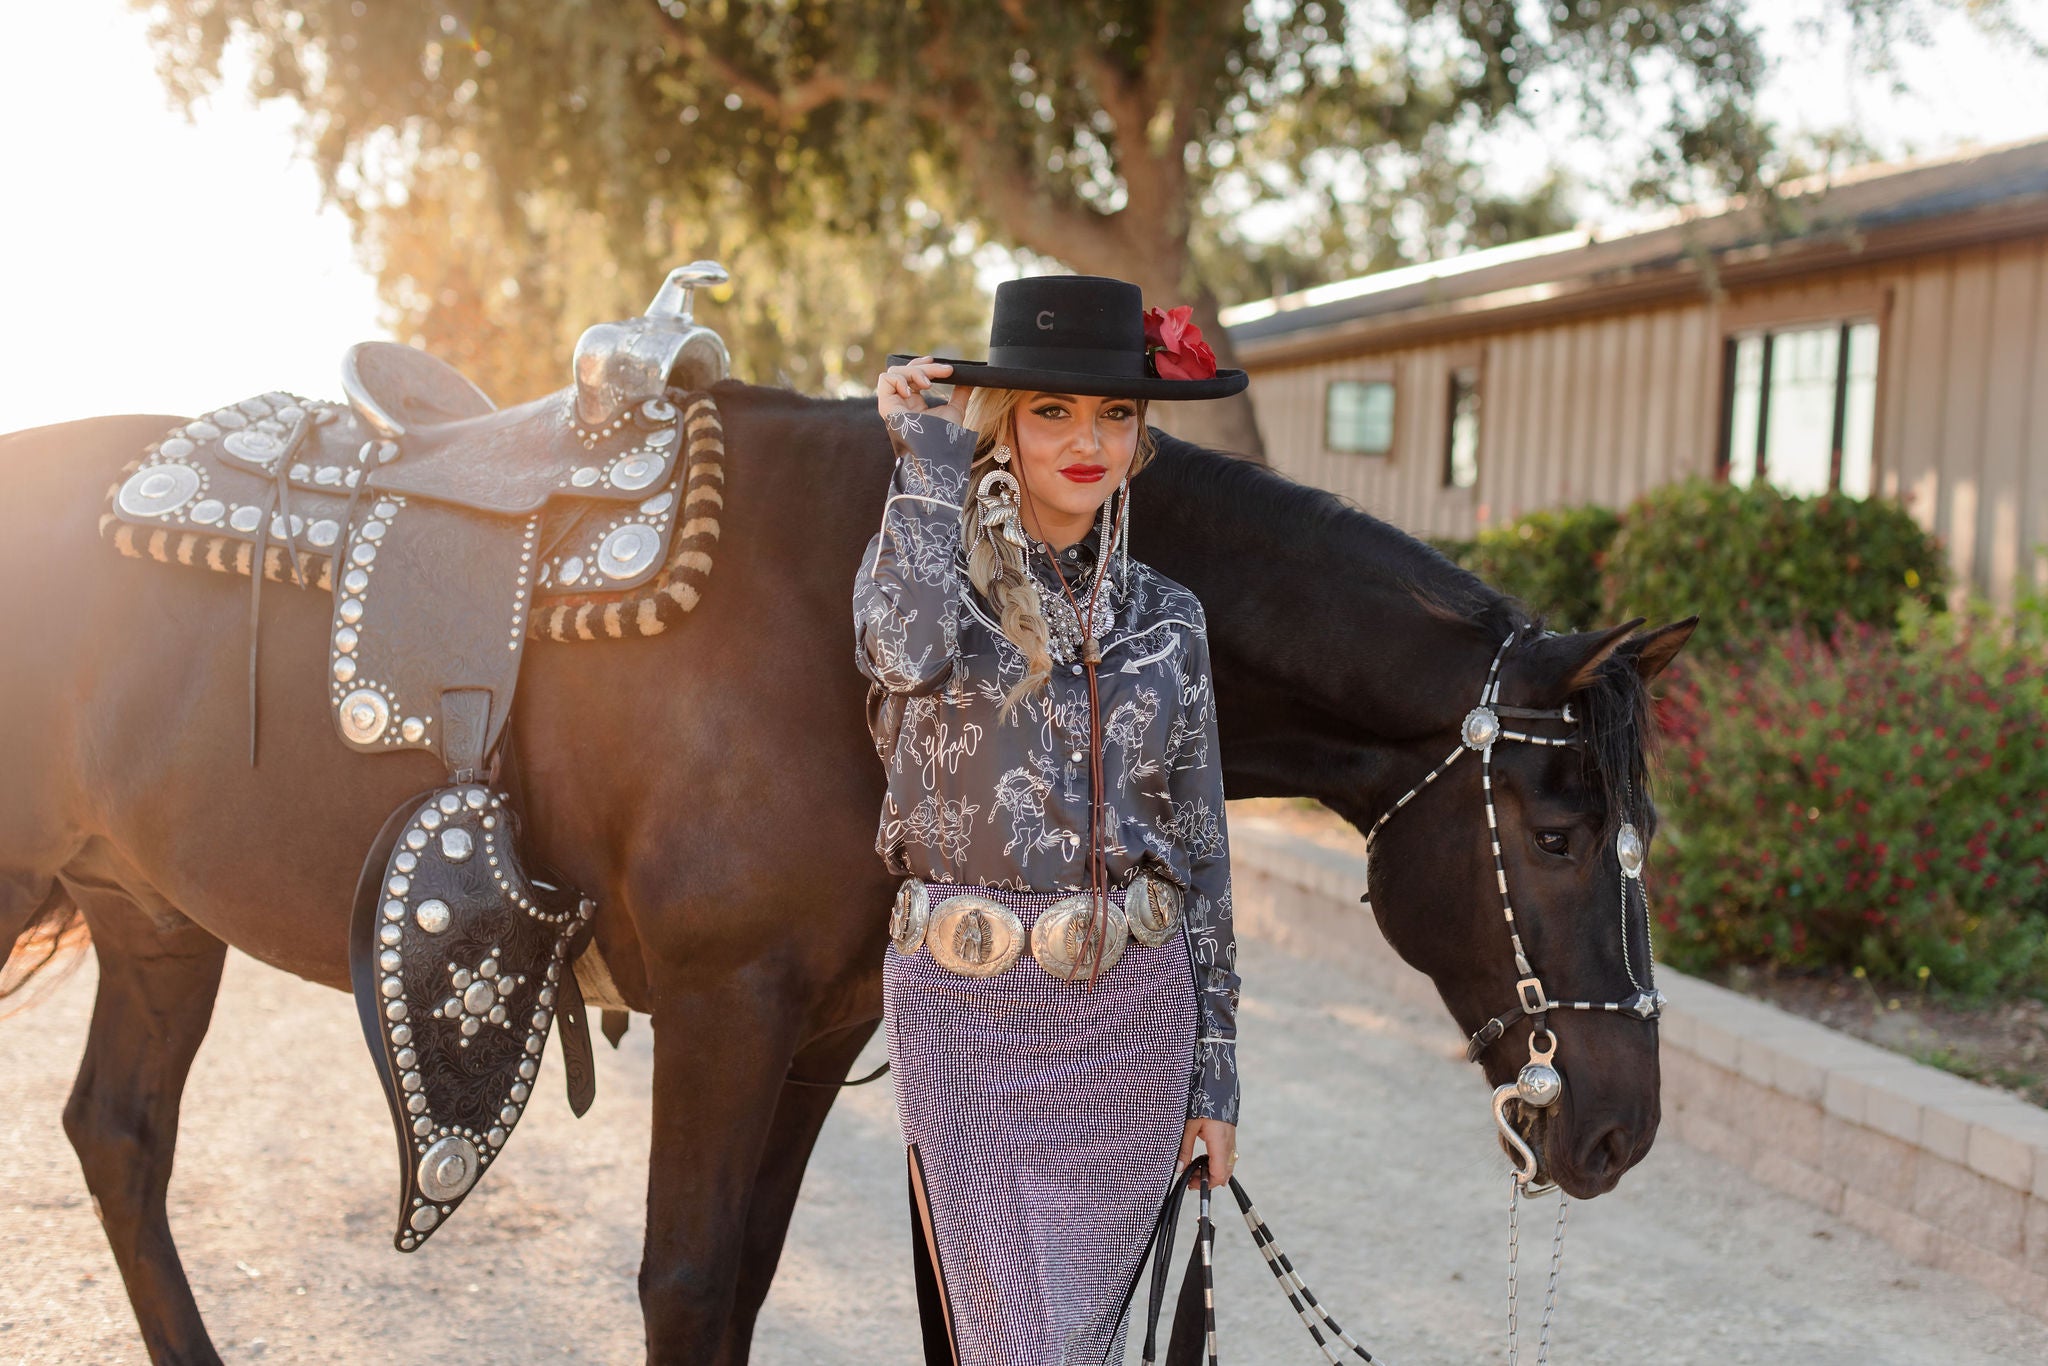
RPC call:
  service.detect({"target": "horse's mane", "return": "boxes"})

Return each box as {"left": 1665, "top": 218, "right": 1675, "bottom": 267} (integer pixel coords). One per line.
{"left": 1155, "top": 432, "right": 1656, "bottom": 837}
{"left": 1150, "top": 431, "right": 1533, "bottom": 642}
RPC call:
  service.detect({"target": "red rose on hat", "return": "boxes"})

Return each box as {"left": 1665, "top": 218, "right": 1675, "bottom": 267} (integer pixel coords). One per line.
{"left": 1142, "top": 304, "right": 1219, "bottom": 381}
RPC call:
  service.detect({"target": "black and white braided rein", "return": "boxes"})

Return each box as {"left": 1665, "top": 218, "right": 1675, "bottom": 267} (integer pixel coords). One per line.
{"left": 1138, "top": 1163, "right": 1392, "bottom": 1366}
{"left": 1136, "top": 1155, "right": 1581, "bottom": 1366}
{"left": 1137, "top": 1156, "right": 1392, "bottom": 1366}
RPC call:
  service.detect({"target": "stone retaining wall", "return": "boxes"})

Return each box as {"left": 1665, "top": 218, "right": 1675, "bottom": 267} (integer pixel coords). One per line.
{"left": 1228, "top": 811, "right": 2048, "bottom": 1322}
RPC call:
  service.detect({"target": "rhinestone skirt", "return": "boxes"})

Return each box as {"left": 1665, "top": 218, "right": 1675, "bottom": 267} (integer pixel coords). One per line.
{"left": 884, "top": 881, "right": 1200, "bottom": 1366}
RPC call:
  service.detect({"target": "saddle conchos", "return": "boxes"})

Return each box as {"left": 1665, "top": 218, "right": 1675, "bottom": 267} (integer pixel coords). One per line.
{"left": 102, "top": 263, "right": 735, "bottom": 1250}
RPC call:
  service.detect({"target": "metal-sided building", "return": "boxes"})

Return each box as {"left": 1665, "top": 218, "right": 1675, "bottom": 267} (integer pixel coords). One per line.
{"left": 1209, "top": 137, "right": 2048, "bottom": 608}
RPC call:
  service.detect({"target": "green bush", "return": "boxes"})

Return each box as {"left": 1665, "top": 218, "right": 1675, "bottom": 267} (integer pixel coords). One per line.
{"left": 1454, "top": 478, "right": 1947, "bottom": 652}
{"left": 1650, "top": 595, "right": 2048, "bottom": 999}
{"left": 1461, "top": 504, "right": 1622, "bottom": 631}
{"left": 1600, "top": 477, "right": 1947, "bottom": 654}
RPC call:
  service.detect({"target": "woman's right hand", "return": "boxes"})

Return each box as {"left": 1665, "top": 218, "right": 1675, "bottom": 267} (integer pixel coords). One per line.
{"left": 876, "top": 355, "right": 972, "bottom": 426}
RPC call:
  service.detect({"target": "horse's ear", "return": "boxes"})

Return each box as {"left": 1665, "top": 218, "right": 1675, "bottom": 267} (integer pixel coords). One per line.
{"left": 1621, "top": 616, "right": 1699, "bottom": 683}
{"left": 1519, "top": 618, "right": 1646, "bottom": 706}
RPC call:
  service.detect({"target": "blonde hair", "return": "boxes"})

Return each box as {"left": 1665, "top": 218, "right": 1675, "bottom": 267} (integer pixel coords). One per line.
{"left": 958, "top": 386, "right": 1159, "bottom": 719}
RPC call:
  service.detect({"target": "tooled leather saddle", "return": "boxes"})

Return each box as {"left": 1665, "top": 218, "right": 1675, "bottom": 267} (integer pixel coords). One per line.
{"left": 102, "top": 262, "right": 733, "bottom": 1250}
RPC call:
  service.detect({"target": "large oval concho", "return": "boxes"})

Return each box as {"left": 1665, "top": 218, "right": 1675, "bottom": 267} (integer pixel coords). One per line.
{"left": 1616, "top": 821, "right": 1646, "bottom": 878}
{"left": 1124, "top": 869, "right": 1183, "bottom": 947}
{"left": 889, "top": 877, "right": 930, "bottom": 955}
{"left": 353, "top": 783, "right": 594, "bottom": 1252}
{"left": 925, "top": 894, "right": 1027, "bottom": 977}
{"left": 1031, "top": 892, "right": 1130, "bottom": 980}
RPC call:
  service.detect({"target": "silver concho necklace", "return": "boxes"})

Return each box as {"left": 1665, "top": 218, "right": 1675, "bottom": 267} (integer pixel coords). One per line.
{"left": 1039, "top": 565, "right": 1102, "bottom": 664}
{"left": 1033, "top": 491, "right": 1117, "bottom": 665}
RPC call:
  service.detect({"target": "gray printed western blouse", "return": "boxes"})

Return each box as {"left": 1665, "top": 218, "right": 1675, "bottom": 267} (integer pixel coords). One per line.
{"left": 852, "top": 407, "right": 1241, "bottom": 1126}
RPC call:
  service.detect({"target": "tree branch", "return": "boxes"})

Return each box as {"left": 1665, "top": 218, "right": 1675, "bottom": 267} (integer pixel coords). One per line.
{"left": 1074, "top": 42, "right": 1185, "bottom": 262}
{"left": 967, "top": 143, "right": 1142, "bottom": 276}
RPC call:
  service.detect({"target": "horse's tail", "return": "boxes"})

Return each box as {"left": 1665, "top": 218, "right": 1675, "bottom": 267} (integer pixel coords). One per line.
{"left": 0, "top": 880, "right": 91, "bottom": 1016}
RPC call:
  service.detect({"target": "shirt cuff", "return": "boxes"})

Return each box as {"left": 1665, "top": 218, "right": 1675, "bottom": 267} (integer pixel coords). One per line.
{"left": 1189, "top": 1038, "right": 1240, "bottom": 1126}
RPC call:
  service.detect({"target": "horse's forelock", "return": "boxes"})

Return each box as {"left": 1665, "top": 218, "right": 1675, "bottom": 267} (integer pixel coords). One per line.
{"left": 1575, "top": 650, "right": 1658, "bottom": 847}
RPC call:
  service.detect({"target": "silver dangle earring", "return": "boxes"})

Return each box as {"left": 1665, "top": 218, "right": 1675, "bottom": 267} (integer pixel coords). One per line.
{"left": 976, "top": 468, "right": 1029, "bottom": 551}
{"left": 1116, "top": 476, "right": 1130, "bottom": 588}
{"left": 981, "top": 441, "right": 1023, "bottom": 558}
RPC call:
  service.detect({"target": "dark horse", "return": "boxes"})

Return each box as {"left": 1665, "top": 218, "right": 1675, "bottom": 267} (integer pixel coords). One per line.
{"left": 0, "top": 378, "right": 1692, "bottom": 1364}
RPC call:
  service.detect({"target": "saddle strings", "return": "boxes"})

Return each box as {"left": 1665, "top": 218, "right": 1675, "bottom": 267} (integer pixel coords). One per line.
{"left": 246, "top": 409, "right": 319, "bottom": 766}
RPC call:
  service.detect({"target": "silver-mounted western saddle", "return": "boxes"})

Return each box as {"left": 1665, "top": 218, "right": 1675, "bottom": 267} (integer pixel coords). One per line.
{"left": 102, "top": 262, "right": 733, "bottom": 1251}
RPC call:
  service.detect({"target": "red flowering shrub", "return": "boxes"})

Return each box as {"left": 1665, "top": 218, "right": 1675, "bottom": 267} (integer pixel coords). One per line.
{"left": 1652, "top": 595, "right": 2048, "bottom": 998}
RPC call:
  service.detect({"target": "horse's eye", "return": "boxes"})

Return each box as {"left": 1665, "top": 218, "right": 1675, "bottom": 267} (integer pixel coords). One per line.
{"left": 1536, "top": 831, "right": 1569, "bottom": 856}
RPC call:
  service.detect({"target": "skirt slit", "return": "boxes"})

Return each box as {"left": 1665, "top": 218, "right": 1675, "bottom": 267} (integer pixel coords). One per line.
{"left": 909, "top": 1139, "right": 965, "bottom": 1365}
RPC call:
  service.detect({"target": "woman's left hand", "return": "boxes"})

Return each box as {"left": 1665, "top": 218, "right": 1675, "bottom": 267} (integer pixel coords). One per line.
{"left": 1178, "top": 1117, "right": 1236, "bottom": 1187}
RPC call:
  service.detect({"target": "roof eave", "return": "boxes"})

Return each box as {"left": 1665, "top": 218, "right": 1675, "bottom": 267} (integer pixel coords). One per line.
{"left": 1230, "top": 196, "right": 2048, "bottom": 367}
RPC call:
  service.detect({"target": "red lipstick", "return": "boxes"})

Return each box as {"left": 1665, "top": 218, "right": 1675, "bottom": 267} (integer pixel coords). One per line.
{"left": 1060, "top": 464, "right": 1107, "bottom": 483}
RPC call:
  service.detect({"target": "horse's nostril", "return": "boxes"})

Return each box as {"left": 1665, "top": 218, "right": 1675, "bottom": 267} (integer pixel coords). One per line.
{"left": 1580, "top": 1124, "right": 1631, "bottom": 1181}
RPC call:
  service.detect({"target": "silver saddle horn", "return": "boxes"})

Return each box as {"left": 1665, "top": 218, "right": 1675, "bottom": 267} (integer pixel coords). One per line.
{"left": 572, "top": 259, "right": 733, "bottom": 428}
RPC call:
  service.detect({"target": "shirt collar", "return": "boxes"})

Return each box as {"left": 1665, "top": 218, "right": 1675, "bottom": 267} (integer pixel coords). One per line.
{"left": 1030, "top": 521, "right": 1103, "bottom": 571}
{"left": 1027, "top": 521, "right": 1123, "bottom": 605}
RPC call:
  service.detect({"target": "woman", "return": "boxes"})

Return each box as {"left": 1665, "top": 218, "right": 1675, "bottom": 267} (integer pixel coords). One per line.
{"left": 853, "top": 274, "right": 1248, "bottom": 1365}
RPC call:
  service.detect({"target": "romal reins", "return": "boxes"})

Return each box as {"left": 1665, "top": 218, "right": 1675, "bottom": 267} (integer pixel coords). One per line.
{"left": 1122, "top": 626, "right": 1666, "bottom": 1364}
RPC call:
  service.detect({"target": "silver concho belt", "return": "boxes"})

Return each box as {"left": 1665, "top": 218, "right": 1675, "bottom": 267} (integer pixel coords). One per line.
{"left": 889, "top": 871, "right": 1183, "bottom": 981}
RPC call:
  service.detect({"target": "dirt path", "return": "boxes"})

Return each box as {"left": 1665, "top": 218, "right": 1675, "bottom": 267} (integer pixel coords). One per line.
{"left": 6, "top": 931, "right": 2046, "bottom": 1364}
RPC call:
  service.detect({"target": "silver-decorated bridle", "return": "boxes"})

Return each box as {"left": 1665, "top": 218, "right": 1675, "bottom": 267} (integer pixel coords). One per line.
{"left": 1354, "top": 624, "right": 1666, "bottom": 1363}
{"left": 1360, "top": 624, "right": 1665, "bottom": 1093}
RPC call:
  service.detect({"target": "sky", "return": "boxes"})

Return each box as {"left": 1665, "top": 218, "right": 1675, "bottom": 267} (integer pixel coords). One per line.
{"left": 2, "top": 1, "right": 2046, "bottom": 437}
{"left": 0, "top": 4, "right": 386, "bottom": 438}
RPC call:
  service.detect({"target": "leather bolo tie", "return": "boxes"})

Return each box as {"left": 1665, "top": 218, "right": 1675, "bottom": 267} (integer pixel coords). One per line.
{"left": 1022, "top": 473, "right": 1123, "bottom": 988}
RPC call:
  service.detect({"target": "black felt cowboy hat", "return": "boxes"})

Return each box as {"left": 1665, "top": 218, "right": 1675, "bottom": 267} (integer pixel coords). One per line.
{"left": 887, "top": 273, "right": 1248, "bottom": 400}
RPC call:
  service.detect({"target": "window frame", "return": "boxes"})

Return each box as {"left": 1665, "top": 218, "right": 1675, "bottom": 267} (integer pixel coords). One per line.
{"left": 1715, "top": 315, "right": 1883, "bottom": 497}
{"left": 1442, "top": 360, "right": 1482, "bottom": 491}
{"left": 1323, "top": 373, "right": 1399, "bottom": 457}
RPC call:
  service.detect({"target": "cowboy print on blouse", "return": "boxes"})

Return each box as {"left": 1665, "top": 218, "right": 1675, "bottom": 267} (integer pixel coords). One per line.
{"left": 852, "top": 406, "right": 1241, "bottom": 1126}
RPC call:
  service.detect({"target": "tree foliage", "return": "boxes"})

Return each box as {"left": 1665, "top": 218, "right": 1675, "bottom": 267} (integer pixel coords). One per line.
{"left": 135, "top": 0, "right": 2033, "bottom": 444}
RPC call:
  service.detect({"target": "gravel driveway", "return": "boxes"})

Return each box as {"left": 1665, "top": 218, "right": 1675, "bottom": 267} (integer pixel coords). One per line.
{"left": 6, "top": 928, "right": 2046, "bottom": 1364}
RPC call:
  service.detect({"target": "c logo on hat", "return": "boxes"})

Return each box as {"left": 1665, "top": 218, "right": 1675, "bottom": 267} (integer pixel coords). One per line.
{"left": 1037, "top": 309, "right": 1055, "bottom": 330}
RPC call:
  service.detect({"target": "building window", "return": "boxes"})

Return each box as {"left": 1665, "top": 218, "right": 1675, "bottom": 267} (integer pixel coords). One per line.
{"left": 1722, "top": 320, "right": 1879, "bottom": 497}
{"left": 1326, "top": 378, "right": 1396, "bottom": 455}
{"left": 1444, "top": 366, "right": 1480, "bottom": 489}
